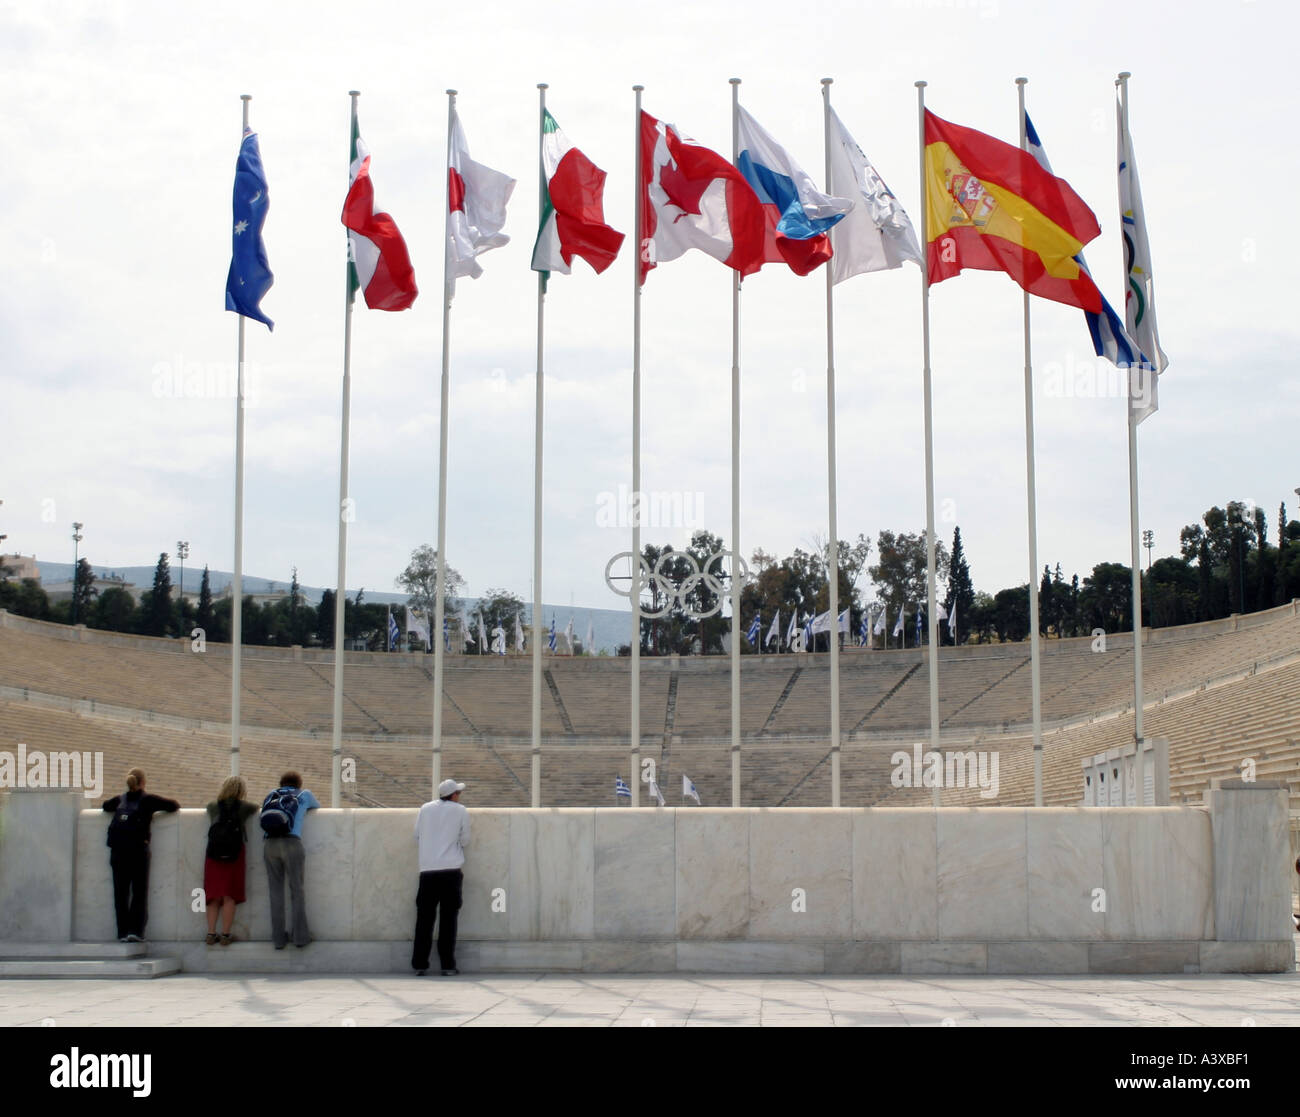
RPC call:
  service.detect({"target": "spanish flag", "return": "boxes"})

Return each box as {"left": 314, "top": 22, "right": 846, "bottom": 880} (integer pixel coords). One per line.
{"left": 924, "top": 110, "right": 1103, "bottom": 313}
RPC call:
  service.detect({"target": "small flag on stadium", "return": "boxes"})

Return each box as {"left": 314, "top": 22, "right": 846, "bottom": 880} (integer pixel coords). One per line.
{"left": 514, "top": 613, "right": 525, "bottom": 653}
{"left": 405, "top": 606, "right": 430, "bottom": 650}
{"left": 548, "top": 616, "right": 557, "bottom": 652}
{"left": 615, "top": 776, "right": 632, "bottom": 800}
{"left": 786, "top": 611, "right": 797, "bottom": 649}
{"left": 950, "top": 598, "right": 958, "bottom": 644}
{"left": 225, "top": 128, "right": 274, "bottom": 330}
{"left": 476, "top": 612, "right": 488, "bottom": 650}
{"left": 915, "top": 610, "right": 923, "bottom": 643}
{"left": 564, "top": 617, "right": 576, "bottom": 655}
{"left": 874, "top": 607, "right": 886, "bottom": 637}
{"left": 893, "top": 608, "right": 904, "bottom": 638}
{"left": 682, "top": 773, "right": 701, "bottom": 805}
{"left": 444, "top": 617, "right": 451, "bottom": 652}
{"left": 766, "top": 610, "right": 781, "bottom": 648}
{"left": 585, "top": 616, "right": 595, "bottom": 655}
{"left": 859, "top": 612, "right": 869, "bottom": 645}
{"left": 747, "top": 614, "right": 761, "bottom": 645}
{"left": 387, "top": 611, "right": 400, "bottom": 651}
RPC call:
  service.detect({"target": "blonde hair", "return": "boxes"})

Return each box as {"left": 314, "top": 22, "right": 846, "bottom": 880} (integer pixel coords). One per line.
{"left": 217, "top": 776, "right": 245, "bottom": 803}
{"left": 125, "top": 768, "right": 146, "bottom": 792}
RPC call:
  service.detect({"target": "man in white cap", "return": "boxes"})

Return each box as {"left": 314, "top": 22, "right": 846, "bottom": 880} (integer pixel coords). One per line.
{"left": 412, "top": 777, "right": 470, "bottom": 976}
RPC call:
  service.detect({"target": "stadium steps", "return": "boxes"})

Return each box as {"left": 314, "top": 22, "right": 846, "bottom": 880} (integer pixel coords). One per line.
{"left": 543, "top": 669, "right": 576, "bottom": 736}
{"left": 849, "top": 662, "right": 921, "bottom": 736}
{"left": 758, "top": 667, "right": 803, "bottom": 736}
{"left": 305, "top": 664, "right": 388, "bottom": 733}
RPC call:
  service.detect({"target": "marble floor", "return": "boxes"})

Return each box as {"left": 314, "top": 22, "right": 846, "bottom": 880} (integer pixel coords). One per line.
{"left": 3, "top": 970, "right": 1300, "bottom": 1027}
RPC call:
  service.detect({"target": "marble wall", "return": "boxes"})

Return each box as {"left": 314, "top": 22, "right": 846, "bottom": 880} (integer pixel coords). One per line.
{"left": 0, "top": 795, "right": 1288, "bottom": 972}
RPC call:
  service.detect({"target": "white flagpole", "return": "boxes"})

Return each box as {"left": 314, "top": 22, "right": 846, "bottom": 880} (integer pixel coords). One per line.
{"left": 821, "top": 78, "right": 842, "bottom": 809}
{"left": 1017, "top": 78, "right": 1045, "bottom": 808}
{"left": 630, "top": 83, "right": 644, "bottom": 807}
{"left": 230, "top": 93, "right": 251, "bottom": 779}
{"left": 531, "top": 83, "right": 547, "bottom": 809}
{"left": 729, "top": 77, "right": 743, "bottom": 809}
{"left": 916, "top": 81, "right": 941, "bottom": 809}
{"left": 1118, "top": 71, "right": 1146, "bottom": 802}
{"left": 330, "top": 90, "right": 360, "bottom": 809}
{"left": 431, "top": 89, "right": 457, "bottom": 800}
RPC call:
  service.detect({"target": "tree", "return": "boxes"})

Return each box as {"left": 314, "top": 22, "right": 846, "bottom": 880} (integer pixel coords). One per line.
{"left": 967, "top": 591, "right": 996, "bottom": 644}
{"left": 1038, "top": 565, "right": 1053, "bottom": 637}
{"left": 1276, "top": 502, "right": 1290, "bottom": 607}
{"left": 91, "top": 586, "right": 135, "bottom": 631}
{"left": 71, "top": 557, "right": 97, "bottom": 624}
{"left": 1147, "top": 556, "right": 1198, "bottom": 628}
{"left": 0, "top": 578, "right": 51, "bottom": 619}
{"left": 396, "top": 546, "right": 465, "bottom": 621}
{"left": 140, "top": 552, "right": 172, "bottom": 636}
{"left": 1080, "top": 562, "right": 1133, "bottom": 633}
{"left": 317, "top": 588, "right": 335, "bottom": 647}
{"left": 992, "top": 585, "right": 1030, "bottom": 642}
{"left": 868, "top": 529, "right": 950, "bottom": 619}
{"left": 196, "top": 566, "right": 214, "bottom": 635}
{"left": 1252, "top": 506, "right": 1273, "bottom": 615}
{"left": 479, "top": 588, "right": 526, "bottom": 642}
{"left": 944, "top": 527, "right": 974, "bottom": 645}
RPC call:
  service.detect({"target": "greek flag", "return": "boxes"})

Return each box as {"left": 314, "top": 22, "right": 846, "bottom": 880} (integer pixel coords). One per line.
{"left": 859, "top": 612, "right": 869, "bottom": 645}
{"left": 682, "top": 773, "right": 701, "bottom": 805}
{"left": 746, "top": 613, "right": 761, "bottom": 645}
{"left": 615, "top": 777, "right": 632, "bottom": 800}
{"left": 548, "top": 617, "right": 557, "bottom": 652}
{"left": 915, "top": 610, "right": 922, "bottom": 643}
{"left": 387, "top": 612, "right": 400, "bottom": 651}
{"left": 443, "top": 617, "right": 450, "bottom": 651}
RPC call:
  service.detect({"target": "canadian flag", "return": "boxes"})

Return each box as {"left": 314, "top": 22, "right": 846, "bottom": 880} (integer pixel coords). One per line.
{"left": 639, "top": 110, "right": 764, "bottom": 284}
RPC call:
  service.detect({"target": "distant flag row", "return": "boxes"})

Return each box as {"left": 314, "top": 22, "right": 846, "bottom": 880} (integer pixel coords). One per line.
{"left": 228, "top": 87, "right": 1163, "bottom": 407}
{"left": 613, "top": 773, "right": 702, "bottom": 805}
{"left": 397, "top": 606, "right": 597, "bottom": 654}
{"left": 743, "top": 602, "right": 962, "bottom": 649}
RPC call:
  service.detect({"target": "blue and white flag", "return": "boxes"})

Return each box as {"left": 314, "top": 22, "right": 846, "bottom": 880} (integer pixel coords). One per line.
{"left": 766, "top": 610, "right": 781, "bottom": 648}
{"left": 892, "top": 607, "right": 904, "bottom": 639}
{"left": 803, "top": 614, "right": 814, "bottom": 649}
{"left": 1024, "top": 113, "right": 1154, "bottom": 410}
{"left": 736, "top": 104, "right": 852, "bottom": 277}
{"left": 874, "top": 607, "right": 886, "bottom": 637}
{"left": 387, "top": 611, "right": 400, "bottom": 651}
{"left": 225, "top": 129, "right": 274, "bottom": 330}
{"left": 548, "top": 616, "right": 557, "bottom": 652}
{"left": 746, "top": 613, "right": 761, "bottom": 645}
{"left": 915, "top": 610, "right": 923, "bottom": 644}
{"left": 615, "top": 776, "right": 632, "bottom": 800}
{"left": 682, "top": 773, "right": 701, "bottom": 805}
{"left": 859, "top": 612, "right": 869, "bottom": 645}
{"left": 443, "top": 617, "right": 450, "bottom": 652}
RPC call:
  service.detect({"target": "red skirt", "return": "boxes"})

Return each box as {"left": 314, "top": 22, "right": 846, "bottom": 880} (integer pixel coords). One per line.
{"left": 203, "top": 845, "right": 248, "bottom": 905}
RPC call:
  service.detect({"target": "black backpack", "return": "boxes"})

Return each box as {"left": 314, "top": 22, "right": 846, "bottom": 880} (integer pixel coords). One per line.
{"left": 206, "top": 799, "right": 245, "bottom": 862}
{"left": 259, "top": 788, "right": 301, "bottom": 838}
{"left": 106, "top": 794, "right": 147, "bottom": 849}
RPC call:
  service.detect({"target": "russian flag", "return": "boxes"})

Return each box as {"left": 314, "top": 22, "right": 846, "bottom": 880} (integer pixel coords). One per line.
{"left": 736, "top": 105, "right": 852, "bottom": 276}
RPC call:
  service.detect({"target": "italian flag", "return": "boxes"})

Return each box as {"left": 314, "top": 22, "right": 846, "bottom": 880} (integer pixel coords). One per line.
{"left": 341, "top": 115, "right": 418, "bottom": 312}
{"left": 531, "top": 110, "right": 624, "bottom": 284}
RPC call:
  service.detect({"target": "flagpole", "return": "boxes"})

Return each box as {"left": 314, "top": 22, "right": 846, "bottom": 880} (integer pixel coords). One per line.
{"left": 329, "top": 90, "right": 360, "bottom": 809}
{"left": 531, "top": 83, "right": 548, "bottom": 809}
{"left": 1017, "top": 78, "right": 1045, "bottom": 808}
{"left": 630, "top": 83, "right": 644, "bottom": 808}
{"left": 916, "top": 80, "right": 941, "bottom": 809}
{"left": 230, "top": 93, "right": 251, "bottom": 779}
{"left": 821, "top": 78, "right": 842, "bottom": 809}
{"left": 1118, "top": 70, "right": 1146, "bottom": 802}
{"left": 729, "top": 76, "right": 743, "bottom": 810}
{"left": 431, "top": 88, "right": 457, "bottom": 800}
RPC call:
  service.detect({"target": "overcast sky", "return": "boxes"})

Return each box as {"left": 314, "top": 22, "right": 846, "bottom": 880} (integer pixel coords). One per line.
{"left": 3, "top": 0, "right": 1297, "bottom": 613}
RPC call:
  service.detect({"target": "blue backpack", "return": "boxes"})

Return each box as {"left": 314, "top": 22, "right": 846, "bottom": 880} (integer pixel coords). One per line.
{"left": 259, "top": 788, "right": 301, "bottom": 838}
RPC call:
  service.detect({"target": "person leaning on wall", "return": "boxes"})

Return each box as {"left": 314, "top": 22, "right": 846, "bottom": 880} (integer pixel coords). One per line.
{"left": 102, "top": 767, "right": 179, "bottom": 943}
{"left": 203, "top": 775, "right": 259, "bottom": 946}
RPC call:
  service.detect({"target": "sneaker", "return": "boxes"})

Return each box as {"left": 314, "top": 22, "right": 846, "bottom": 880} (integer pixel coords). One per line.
{"left": 441, "top": 969, "right": 459, "bottom": 976}
{"left": 125, "top": 934, "right": 143, "bottom": 944}
{"left": 118, "top": 937, "right": 129, "bottom": 944}
{"left": 415, "top": 969, "right": 428, "bottom": 977}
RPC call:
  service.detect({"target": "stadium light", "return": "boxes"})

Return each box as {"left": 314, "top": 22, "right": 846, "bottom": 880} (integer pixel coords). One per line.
{"left": 176, "top": 540, "right": 189, "bottom": 627}
{"left": 71, "top": 522, "right": 84, "bottom": 625}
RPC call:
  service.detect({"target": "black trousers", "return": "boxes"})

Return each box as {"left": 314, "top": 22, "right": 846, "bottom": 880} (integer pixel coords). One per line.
{"left": 109, "top": 845, "right": 150, "bottom": 939}
{"left": 412, "top": 869, "right": 463, "bottom": 971}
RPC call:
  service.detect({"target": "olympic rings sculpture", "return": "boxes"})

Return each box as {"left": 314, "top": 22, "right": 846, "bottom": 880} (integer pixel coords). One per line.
{"left": 604, "top": 549, "right": 750, "bottom": 621}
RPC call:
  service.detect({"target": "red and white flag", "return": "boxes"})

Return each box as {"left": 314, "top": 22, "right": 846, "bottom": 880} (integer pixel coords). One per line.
{"left": 638, "top": 110, "right": 764, "bottom": 284}
{"left": 341, "top": 116, "right": 418, "bottom": 311}
{"left": 447, "top": 107, "right": 515, "bottom": 293}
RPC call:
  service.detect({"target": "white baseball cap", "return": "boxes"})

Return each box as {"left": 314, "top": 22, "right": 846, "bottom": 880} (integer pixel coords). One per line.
{"left": 438, "top": 778, "right": 466, "bottom": 798}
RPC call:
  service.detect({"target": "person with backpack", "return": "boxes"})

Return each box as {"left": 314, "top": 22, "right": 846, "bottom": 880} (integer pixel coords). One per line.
{"left": 101, "top": 768, "right": 179, "bottom": 943}
{"left": 260, "top": 771, "right": 320, "bottom": 950}
{"left": 203, "top": 776, "right": 258, "bottom": 946}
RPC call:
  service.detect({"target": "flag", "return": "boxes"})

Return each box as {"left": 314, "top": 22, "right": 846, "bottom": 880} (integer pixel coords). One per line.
{"left": 532, "top": 109, "right": 624, "bottom": 286}
{"left": 827, "top": 107, "right": 922, "bottom": 284}
{"left": 405, "top": 606, "right": 430, "bottom": 650}
{"left": 639, "top": 110, "right": 765, "bottom": 284}
{"left": 786, "top": 611, "right": 797, "bottom": 649}
{"left": 893, "top": 607, "right": 904, "bottom": 638}
{"left": 615, "top": 776, "right": 632, "bottom": 800}
{"left": 564, "top": 617, "right": 575, "bottom": 655}
{"left": 950, "top": 597, "right": 958, "bottom": 644}
{"left": 447, "top": 106, "right": 515, "bottom": 291}
{"left": 225, "top": 129, "right": 274, "bottom": 330}
{"left": 935, "top": 601, "right": 948, "bottom": 622}
{"left": 585, "top": 616, "right": 595, "bottom": 656}
{"left": 475, "top": 612, "right": 488, "bottom": 651}
{"left": 766, "top": 610, "right": 781, "bottom": 648}
{"left": 548, "top": 617, "right": 557, "bottom": 652}
{"left": 387, "top": 610, "right": 400, "bottom": 651}
{"left": 803, "top": 614, "right": 814, "bottom": 650}
{"left": 746, "top": 613, "right": 761, "bottom": 644}
{"left": 923, "top": 110, "right": 1103, "bottom": 312}
{"left": 514, "top": 613, "right": 525, "bottom": 653}
{"left": 1023, "top": 113, "right": 1148, "bottom": 382}
{"left": 443, "top": 617, "right": 450, "bottom": 652}
{"left": 859, "top": 612, "right": 869, "bottom": 645}
{"left": 647, "top": 776, "right": 665, "bottom": 807}
{"left": 491, "top": 624, "right": 506, "bottom": 656}
{"left": 735, "top": 105, "right": 852, "bottom": 276}
{"left": 838, "top": 607, "right": 849, "bottom": 634}
{"left": 342, "top": 114, "right": 417, "bottom": 312}
{"left": 682, "top": 773, "right": 701, "bottom": 805}
{"left": 915, "top": 610, "right": 923, "bottom": 644}
{"left": 874, "top": 608, "right": 886, "bottom": 637}
{"left": 1117, "top": 95, "right": 1168, "bottom": 423}
{"left": 458, "top": 610, "right": 471, "bottom": 647}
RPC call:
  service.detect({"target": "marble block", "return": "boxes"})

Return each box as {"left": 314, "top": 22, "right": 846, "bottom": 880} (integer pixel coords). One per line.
{"left": 139, "top": 807, "right": 181, "bottom": 941}
{"left": 300, "top": 809, "right": 354, "bottom": 940}
{"left": 824, "top": 941, "right": 902, "bottom": 974}
{"left": 936, "top": 809, "right": 1028, "bottom": 940}
{"left": 676, "top": 809, "right": 749, "bottom": 940}
{"left": 508, "top": 809, "right": 594, "bottom": 940}
{"left": 174, "top": 810, "right": 214, "bottom": 942}
{"left": 987, "top": 941, "right": 1090, "bottom": 974}
{"left": 676, "top": 941, "right": 824, "bottom": 973}
{"left": 457, "top": 809, "right": 511, "bottom": 940}
{"left": 73, "top": 810, "right": 115, "bottom": 941}
{"left": 352, "top": 809, "right": 421, "bottom": 941}
{"left": 0, "top": 790, "right": 79, "bottom": 941}
{"left": 1088, "top": 941, "right": 1198, "bottom": 973}
{"left": 854, "top": 809, "right": 937, "bottom": 940}
{"left": 748, "top": 809, "right": 852, "bottom": 940}
{"left": 1101, "top": 809, "right": 1213, "bottom": 940}
{"left": 582, "top": 940, "right": 676, "bottom": 972}
{"left": 1026, "top": 809, "right": 1105, "bottom": 940}
{"left": 900, "top": 942, "right": 987, "bottom": 974}
{"left": 594, "top": 810, "right": 675, "bottom": 938}
{"left": 1207, "top": 781, "right": 1291, "bottom": 941}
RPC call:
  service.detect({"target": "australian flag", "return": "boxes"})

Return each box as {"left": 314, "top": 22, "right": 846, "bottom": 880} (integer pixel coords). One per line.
{"left": 225, "top": 129, "right": 274, "bottom": 330}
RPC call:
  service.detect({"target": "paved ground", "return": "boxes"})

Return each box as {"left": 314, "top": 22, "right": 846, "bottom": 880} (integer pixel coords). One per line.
{"left": 3, "top": 971, "right": 1300, "bottom": 1027}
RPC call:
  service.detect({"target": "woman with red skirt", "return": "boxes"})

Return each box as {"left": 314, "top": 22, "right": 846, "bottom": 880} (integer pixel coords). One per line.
{"left": 203, "top": 776, "right": 258, "bottom": 946}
